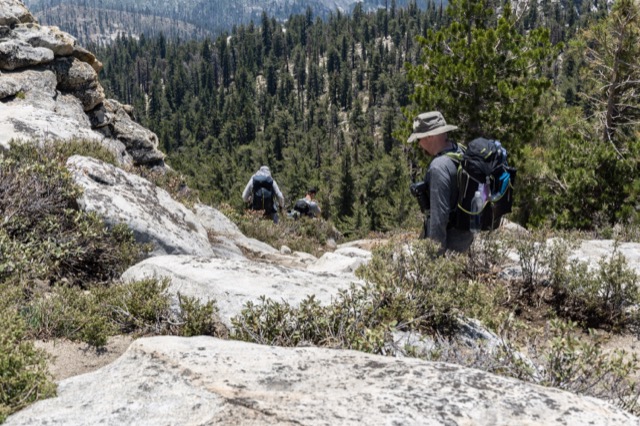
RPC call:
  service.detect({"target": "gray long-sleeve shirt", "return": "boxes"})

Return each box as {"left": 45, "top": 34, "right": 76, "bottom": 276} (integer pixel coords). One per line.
{"left": 425, "top": 147, "right": 472, "bottom": 253}
{"left": 425, "top": 154, "right": 458, "bottom": 248}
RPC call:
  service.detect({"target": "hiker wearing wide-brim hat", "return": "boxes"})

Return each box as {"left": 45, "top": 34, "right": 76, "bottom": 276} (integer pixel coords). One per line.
{"left": 407, "top": 111, "right": 459, "bottom": 143}
{"left": 408, "top": 111, "right": 473, "bottom": 255}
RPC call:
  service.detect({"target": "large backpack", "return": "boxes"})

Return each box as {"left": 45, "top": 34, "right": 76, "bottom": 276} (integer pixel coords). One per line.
{"left": 251, "top": 175, "right": 276, "bottom": 214}
{"left": 293, "top": 199, "right": 311, "bottom": 216}
{"left": 446, "top": 138, "right": 516, "bottom": 231}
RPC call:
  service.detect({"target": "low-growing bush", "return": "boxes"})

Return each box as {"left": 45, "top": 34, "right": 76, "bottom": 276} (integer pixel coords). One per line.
{"left": 507, "top": 320, "right": 639, "bottom": 414}
{"left": 232, "top": 239, "right": 503, "bottom": 351}
{"left": 422, "top": 318, "right": 640, "bottom": 415}
{"left": 175, "top": 293, "right": 225, "bottom": 338}
{"left": 0, "top": 308, "right": 55, "bottom": 422}
{"left": 19, "top": 279, "right": 227, "bottom": 347}
{"left": 232, "top": 289, "right": 390, "bottom": 352}
{"left": 550, "top": 247, "right": 639, "bottom": 329}
{"left": 465, "top": 231, "right": 511, "bottom": 278}
{"left": 513, "top": 229, "right": 555, "bottom": 290}
{"left": 219, "top": 203, "right": 342, "bottom": 256}
{"left": 510, "top": 231, "right": 639, "bottom": 330}
{"left": 0, "top": 146, "right": 145, "bottom": 287}
{"left": 356, "top": 239, "right": 501, "bottom": 333}
{"left": 8, "top": 139, "right": 118, "bottom": 166}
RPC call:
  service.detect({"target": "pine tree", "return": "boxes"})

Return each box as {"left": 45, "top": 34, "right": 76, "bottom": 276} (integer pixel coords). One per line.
{"left": 578, "top": 0, "right": 640, "bottom": 153}
{"left": 337, "top": 148, "right": 355, "bottom": 219}
{"left": 382, "top": 97, "right": 397, "bottom": 154}
{"left": 407, "top": 0, "right": 558, "bottom": 157}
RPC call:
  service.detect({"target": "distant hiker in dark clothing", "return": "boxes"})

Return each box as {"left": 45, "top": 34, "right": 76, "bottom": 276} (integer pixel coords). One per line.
{"left": 242, "top": 165, "right": 285, "bottom": 223}
{"left": 408, "top": 111, "right": 473, "bottom": 254}
{"left": 292, "top": 186, "right": 321, "bottom": 219}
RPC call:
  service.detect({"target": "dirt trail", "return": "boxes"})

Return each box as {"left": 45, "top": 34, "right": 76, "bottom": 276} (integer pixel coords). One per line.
{"left": 34, "top": 336, "right": 134, "bottom": 381}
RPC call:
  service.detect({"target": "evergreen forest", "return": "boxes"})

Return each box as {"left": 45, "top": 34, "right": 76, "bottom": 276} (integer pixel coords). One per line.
{"left": 27, "top": 0, "right": 420, "bottom": 46}
{"left": 93, "top": 0, "right": 640, "bottom": 237}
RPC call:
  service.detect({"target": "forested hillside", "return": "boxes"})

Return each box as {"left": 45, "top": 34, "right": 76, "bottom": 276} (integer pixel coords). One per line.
{"left": 93, "top": 0, "right": 640, "bottom": 236}
{"left": 25, "top": 0, "right": 422, "bottom": 46}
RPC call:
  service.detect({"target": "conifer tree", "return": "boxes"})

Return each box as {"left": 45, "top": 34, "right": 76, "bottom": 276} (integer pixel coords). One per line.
{"left": 407, "top": 0, "right": 557, "bottom": 156}
{"left": 578, "top": 0, "right": 640, "bottom": 153}
{"left": 337, "top": 149, "right": 355, "bottom": 219}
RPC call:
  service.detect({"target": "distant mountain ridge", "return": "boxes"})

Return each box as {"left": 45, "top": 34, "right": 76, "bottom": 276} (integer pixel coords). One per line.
{"left": 24, "top": 0, "right": 428, "bottom": 45}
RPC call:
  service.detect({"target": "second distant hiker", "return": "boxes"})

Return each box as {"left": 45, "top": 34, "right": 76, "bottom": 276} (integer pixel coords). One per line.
{"left": 242, "top": 165, "right": 285, "bottom": 223}
{"left": 292, "top": 186, "right": 321, "bottom": 219}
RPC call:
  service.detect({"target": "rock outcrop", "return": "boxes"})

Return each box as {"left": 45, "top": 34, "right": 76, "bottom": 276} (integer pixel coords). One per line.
{"left": 87, "top": 99, "right": 165, "bottom": 166}
{"left": 0, "top": 2, "right": 163, "bottom": 166}
{"left": 47, "top": 56, "right": 104, "bottom": 111}
{"left": 67, "top": 155, "right": 213, "bottom": 257}
{"left": 6, "top": 336, "right": 637, "bottom": 426}
{"left": 572, "top": 239, "right": 640, "bottom": 273}
{"left": 121, "top": 254, "right": 363, "bottom": 329}
{"left": 0, "top": 0, "right": 34, "bottom": 26}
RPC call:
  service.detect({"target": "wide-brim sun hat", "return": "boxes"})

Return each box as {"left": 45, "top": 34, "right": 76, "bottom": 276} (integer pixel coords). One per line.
{"left": 407, "top": 111, "right": 458, "bottom": 143}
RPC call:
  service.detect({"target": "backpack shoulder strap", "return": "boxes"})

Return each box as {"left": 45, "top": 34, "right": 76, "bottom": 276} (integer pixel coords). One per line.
{"left": 444, "top": 151, "right": 462, "bottom": 164}
{"left": 443, "top": 144, "right": 465, "bottom": 170}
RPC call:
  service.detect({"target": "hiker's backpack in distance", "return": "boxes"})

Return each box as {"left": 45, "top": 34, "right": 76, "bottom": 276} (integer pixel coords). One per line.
{"left": 449, "top": 138, "right": 516, "bottom": 231}
{"left": 251, "top": 175, "right": 276, "bottom": 213}
{"left": 293, "top": 199, "right": 311, "bottom": 216}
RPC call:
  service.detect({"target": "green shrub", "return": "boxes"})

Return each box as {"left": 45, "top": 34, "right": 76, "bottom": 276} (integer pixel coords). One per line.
{"left": 509, "top": 232, "right": 639, "bottom": 330}
{"left": 465, "top": 231, "right": 511, "bottom": 277}
{"left": 356, "top": 239, "right": 498, "bottom": 333}
{"left": 0, "top": 156, "right": 80, "bottom": 237}
{"left": 607, "top": 222, "right": 640, "bottom": 243}
{"left": 22, "top": 285, "right": 113, "bottom": 347}
{"left": 550, "top": 246, "right": 639, "bottom": 329}
{"left": 232, "top": 239, "right": 503, "bottom": 351}
{"left": 175, "top": 294, "right": 224, "bottom": 337}
{"left": 421, "top": 317, "right": 640, "bottom": 415}
{"left": 540, "top": 320, "right": 639, "bottom": 413}
{"left": 232, "top": 289, "right": 389, "bottom": 352}
{"left": 513, "top": 229, "right": 555, "bottom": 290}
{"left": 16, "top": 278, "right": 227, "bottom": 348}
{"left": 0, "top": 308, "right": 55, "bottom": 422}
{"left": 219, "top": 203, "right": 342, "bottom": 256}
{"left": 502, "top": 320, "right": 640, "bottom": 414}
{"left": 101, "top": 278, "right": 172, "bottom": 335}
{"left": 0, "top": 149, "right": 144, "bottom": 287}
{"left": 8, "top": 139, "right": 118, "bottom": 166}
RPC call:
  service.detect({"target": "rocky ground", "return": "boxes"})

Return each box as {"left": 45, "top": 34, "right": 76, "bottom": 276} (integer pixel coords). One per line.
{"left": 11, "top": 336, "right": 638, "bottom": 426}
